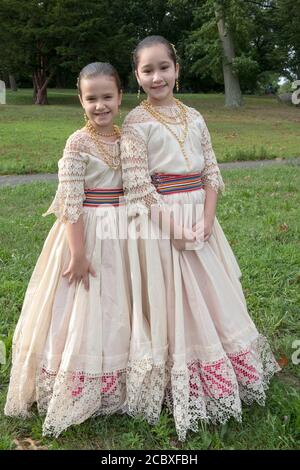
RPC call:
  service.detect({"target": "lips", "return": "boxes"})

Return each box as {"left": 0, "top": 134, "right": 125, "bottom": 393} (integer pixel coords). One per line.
{"left": 94, "top": 111, "right": 110, "bottom": 116}
{"left": 152, "top": 84, "right": 166, "bottom": 89}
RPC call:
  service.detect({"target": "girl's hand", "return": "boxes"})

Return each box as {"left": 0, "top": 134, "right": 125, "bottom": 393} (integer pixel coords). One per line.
{"left": 172, "top": 227, "right": 196, "bottom": 251}
{"left": 203, "top": 218, "right": 214, "bottom": 242}
{"left": 63, "top": 254, "right": 96, "bottom": 290}
{"left": 193, "top": 216, "right": 214, "bottom": 243}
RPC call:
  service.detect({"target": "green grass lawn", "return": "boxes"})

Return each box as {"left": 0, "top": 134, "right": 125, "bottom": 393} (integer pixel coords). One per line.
{"left": 0, "top": 89, "right": 299, "bottom": 175}
{"left": 0, "top": 165, "right": 299, "bottom": 450}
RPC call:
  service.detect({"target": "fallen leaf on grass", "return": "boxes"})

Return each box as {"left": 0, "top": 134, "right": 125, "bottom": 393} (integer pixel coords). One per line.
{"left": 13, "top": 437, "right": 48, "bottom": 450}
{"left": 277, "top": 354, "right": 289, "bottom": 367}
{"left": 278, "top": 223, "right": 288, "bottom": 232}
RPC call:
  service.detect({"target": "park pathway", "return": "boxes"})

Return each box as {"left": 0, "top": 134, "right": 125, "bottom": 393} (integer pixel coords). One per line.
{"left": 0, "top": 157, "right": 299, "bottom": 187}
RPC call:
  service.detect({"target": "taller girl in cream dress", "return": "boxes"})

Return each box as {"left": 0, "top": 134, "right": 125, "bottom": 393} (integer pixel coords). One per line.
{"left": 120, "top": 36, "right": 280, "bottom": 441}
{"left": 4, "top": 63, "right": 131, "bottom": 437}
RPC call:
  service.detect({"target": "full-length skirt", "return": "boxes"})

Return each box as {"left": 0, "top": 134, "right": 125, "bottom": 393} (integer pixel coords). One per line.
{"left": 5, "top": 206, "right": 132, "bottom": 437}
{"left": 125, "top": 188, "right": 280, "bottom": 441}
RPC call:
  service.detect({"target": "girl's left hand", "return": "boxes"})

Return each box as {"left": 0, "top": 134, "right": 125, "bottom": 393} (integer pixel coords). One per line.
{"left": 193, "top": 217, "right": 214, "bottom": 243}
{"left": 203, "top": 218, "right": 214, "bottom": 242}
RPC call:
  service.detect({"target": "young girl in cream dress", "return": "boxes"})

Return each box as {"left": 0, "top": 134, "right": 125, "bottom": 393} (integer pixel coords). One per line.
{"left": 120, "top": 36, "right": 280, "bottom": 441}
{"left": 5, "top": 63, "right": 131, "bottom": 437}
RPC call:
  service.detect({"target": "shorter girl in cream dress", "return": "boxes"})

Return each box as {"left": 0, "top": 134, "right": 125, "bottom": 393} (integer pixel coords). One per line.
{"left": 120, "top": 36, "right": 280, "bottom": 441}
{"left": 5, "top": 63, "right": 131, "bottom": 437}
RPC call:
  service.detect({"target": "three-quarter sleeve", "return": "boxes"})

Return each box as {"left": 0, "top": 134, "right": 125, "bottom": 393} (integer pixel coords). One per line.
{"left": 121, "top": 122, "right": 163, "bottom": 217}
{"left": 199, "top": 116, "right": 225, "bottom": 193}
{"left": 43, "top": 133, "right": 88, "bottom": 223}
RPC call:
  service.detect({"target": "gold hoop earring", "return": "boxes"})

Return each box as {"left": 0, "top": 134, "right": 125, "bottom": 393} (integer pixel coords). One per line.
{"left": 119, "top": 108, "right": 122, "bottom": 119}
{"left": 176, "top": 79, "right": 179, "bottom": 93}
{"left": 84, "top": 112, "right": 88, "bottom": 123}
{"left": 137, "top": 87, "right": 141, "bottom": 100}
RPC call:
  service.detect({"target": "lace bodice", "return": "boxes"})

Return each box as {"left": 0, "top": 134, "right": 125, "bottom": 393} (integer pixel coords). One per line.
{"left": 120, "top": 103, "right": 224, "bottom": 216}
{"left": 44, "top": 128, "right": 122, "bottom": 223}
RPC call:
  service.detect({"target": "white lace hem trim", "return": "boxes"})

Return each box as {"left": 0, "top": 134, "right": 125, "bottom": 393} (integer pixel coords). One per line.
{"left": 4, "top": 335, "right": 280, "bottom": 441}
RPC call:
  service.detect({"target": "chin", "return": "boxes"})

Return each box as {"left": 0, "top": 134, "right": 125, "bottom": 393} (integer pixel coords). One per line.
{"left": 151, "top": 88, "right": 165, "bottom": 95}
{"left": 151, "top": 92, "right": 170, "bottom": 102}
{"left": 95, "top": 117, "right": 110, "bottom": 124}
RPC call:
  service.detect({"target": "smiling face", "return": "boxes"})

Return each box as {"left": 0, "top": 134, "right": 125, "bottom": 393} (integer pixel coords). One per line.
{"left": 135, "top": 43, "right": 179, "bottom": 106}
{"left": 79, "top": 75, "right": 122, "bottom": 131}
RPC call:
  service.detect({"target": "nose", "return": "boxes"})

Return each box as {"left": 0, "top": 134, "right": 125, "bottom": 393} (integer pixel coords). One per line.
{"left": 153, "top": 72, "right": 163, "bottom": 83}
{"left": 96, "top": 101, "right": 105, "bottom": 110}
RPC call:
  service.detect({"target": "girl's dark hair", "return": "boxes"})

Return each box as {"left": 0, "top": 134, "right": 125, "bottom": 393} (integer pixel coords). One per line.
{"left": 132, "top": 35, "right": 177, "bottom": 69}
{"left": 77, "top": 62, "right": 122, "bottom": 95}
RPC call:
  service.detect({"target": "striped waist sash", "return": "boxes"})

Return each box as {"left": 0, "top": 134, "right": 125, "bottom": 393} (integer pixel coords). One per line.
{"left": 83, "top": 188, "right": 124, "bottom": 207}
{"left": 151, "top": 173, "right": 204, "bottom": 195}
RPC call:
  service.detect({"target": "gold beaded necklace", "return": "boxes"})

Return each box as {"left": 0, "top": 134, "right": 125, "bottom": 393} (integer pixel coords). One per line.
{"left": 141, "top": 98, "right": 191, "bottom": 170}
{"left": 143, "top": 101, "right": 184, "bottom": 124}
{"left": 96, "top": 125, "right": 120, "bottom": 137}
{"left": 85, "top": 120, "right": 121, "bottom": 170}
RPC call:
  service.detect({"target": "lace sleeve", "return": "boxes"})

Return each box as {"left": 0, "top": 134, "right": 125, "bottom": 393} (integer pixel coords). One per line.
{"left": 199, "top": 116, "right": 225, "bottom": 193}
{"left": 120, "top": 123, "right": 163, "bottom": 217}
{"left": 43, "top": 133, "right": 88, "bottom": 223}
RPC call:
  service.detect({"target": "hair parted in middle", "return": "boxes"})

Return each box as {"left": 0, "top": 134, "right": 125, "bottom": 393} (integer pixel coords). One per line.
{"left": 132, "top": 35, "right": 178, "bottom": 69}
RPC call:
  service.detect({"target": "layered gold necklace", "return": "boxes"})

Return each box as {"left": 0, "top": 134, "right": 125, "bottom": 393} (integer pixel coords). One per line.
{"left": 85, "top": 121, "right": 121, "bottom": 170}
{"left": 141, "top": 98, "right": 191, "bottom": 170}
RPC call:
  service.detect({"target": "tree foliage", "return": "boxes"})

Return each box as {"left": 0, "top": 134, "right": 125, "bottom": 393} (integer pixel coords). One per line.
{"left": 0, "top": 0, "right": 298, "bottom": 103}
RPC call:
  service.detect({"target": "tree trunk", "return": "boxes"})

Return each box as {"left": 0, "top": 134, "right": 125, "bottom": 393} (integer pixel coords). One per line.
{"left": 35, "top": 87, "right": 48, "bottom": 105}
{"left": 33, "top": 77, "right": 37, "bottom": 102}
{"left": 214, "top": 1, "right": 243, "bottom": 108}
{"left": 32, "top": 69, "right": 51, "bottom": 105}
{"left": 9, "top": 74, "right": 17, "bottom": 91}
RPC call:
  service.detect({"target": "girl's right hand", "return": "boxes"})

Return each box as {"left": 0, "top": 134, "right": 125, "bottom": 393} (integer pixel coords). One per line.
{"left": 62, "top": 254, "right": 96, "bottom": 290}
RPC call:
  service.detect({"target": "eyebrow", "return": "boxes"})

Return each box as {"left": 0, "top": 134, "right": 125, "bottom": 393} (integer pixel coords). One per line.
{"left": 141, "top": 61, "right": 171, "bottom": 69}
{"left": 85, "top": 93, "right": 113, "bottom": 98}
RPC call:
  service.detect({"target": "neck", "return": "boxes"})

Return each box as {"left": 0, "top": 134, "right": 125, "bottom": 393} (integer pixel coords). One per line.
{"left": 147, "top": 94, "right": 176, "bottom": 107}
{"left": 86, "top": 121, "right": 120, "bottom": 142}
{"left": 90, "top": 122, "right": 115, "bottom": 134}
